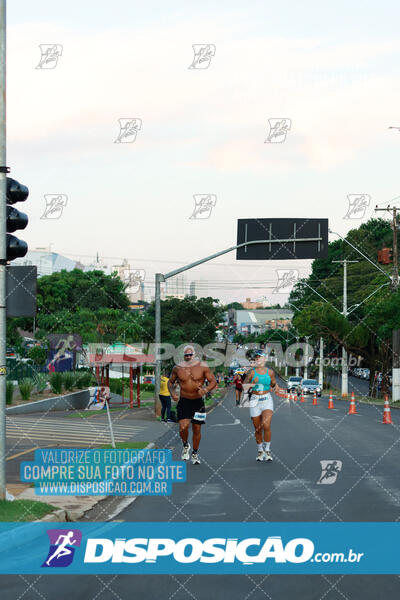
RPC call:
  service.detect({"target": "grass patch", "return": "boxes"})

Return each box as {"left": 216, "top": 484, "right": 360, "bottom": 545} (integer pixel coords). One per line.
{"left": 0, "top": 499, "right": 56, "bottom": 522}
{"left": 327, "top": 385, "right": 393, "bottom": 405}
{"left": 100, "top": 442, "right": 149, "bottom": 449}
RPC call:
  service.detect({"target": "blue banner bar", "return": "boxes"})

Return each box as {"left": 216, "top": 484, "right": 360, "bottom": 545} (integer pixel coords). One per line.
{"left": 0, "top": 522, "right": 398, "bottom": 574}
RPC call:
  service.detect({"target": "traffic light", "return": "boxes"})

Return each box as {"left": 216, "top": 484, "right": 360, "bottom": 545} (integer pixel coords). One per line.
{"left": 6, "top": 177, "right": 28, "bottom": 261}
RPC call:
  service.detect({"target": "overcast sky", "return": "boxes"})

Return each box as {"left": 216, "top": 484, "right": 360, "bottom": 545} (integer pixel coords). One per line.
{"left": 6, "top": 0, "right": 400, "bottom": 304}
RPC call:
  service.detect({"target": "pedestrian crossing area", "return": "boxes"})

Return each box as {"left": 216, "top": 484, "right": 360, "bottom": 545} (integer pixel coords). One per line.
{"left": 6, "top": 416, "right": 145, "bottom": 445}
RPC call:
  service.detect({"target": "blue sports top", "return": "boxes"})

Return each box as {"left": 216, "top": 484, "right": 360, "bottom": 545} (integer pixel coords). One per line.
{"left": 250, "top": 369, "right": 271, "bottom": 392}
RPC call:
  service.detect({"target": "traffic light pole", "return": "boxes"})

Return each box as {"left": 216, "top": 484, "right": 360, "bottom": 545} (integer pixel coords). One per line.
{"left": 154, "top": 237, "right": 317, "bottom": 414}
{"left": 0, "top": 0, "right": 6, "bottom": 500}
{"left": 375, "top": 205, "right": 400, "bottom": 401}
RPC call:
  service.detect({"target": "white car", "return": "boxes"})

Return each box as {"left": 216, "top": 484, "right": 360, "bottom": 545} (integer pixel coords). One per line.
{"left": 287, "top": 376, "right": 302, "bottom": 391}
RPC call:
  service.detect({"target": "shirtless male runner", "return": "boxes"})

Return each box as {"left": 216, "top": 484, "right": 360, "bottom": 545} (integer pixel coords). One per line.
{"left": 168, "top": 344, "right": 217, "bottom": 464}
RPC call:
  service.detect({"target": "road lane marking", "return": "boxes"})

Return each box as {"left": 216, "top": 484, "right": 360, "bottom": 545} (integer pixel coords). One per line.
{"left": 211, "top": 419, "right": 240, "bottom": 427}
{"left": 6, "top": 446, "right": 38, "bottom": 461}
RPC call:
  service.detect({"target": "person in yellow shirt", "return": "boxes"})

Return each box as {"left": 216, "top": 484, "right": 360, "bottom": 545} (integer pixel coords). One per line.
{"left": 159, "top": 371, "right": 173, "bottom": 422}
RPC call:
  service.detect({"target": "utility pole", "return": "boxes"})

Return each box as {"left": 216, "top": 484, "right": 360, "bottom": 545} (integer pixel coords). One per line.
{"left": 375, "top": 204, "right": 400, "bottom": 401}
{"left": 0, "top": 0, "right": 5, "bottom": 501}
{"left": 295, "top": 336, "right": 300, "bottom": 376}
{"left": 333, "top": 259, "right": 358, "bottom": 397}
{"left": 304, "top": 335, "right": 310, "bottom": 379}
{"left": 284, "top": 328, "right": 288, "bottom": 377}
{"left": 318, "top": 337, "right": 324, "bottom": 388}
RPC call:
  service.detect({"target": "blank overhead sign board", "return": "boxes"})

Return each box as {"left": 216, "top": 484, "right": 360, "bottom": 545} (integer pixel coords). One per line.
{"left": 236, "top": 218, "right": 329, "bottom": 260}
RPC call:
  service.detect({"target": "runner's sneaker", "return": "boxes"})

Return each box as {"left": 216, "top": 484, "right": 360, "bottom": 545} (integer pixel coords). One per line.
{"left": 256, "top": 450, "right": 265, "bottom": 462}
{"left": 191, "top": 452, "right": 201, "bottom": 465}
{"left": 181, "top": 443, "right": 190, "bottom": 461}
{"left": 264, "top": 451, "right": 273, "bottom": 462}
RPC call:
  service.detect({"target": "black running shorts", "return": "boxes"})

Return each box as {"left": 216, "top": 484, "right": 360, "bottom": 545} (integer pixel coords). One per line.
{"left": 177, "top": 397, "right": 206, "bottom": 424}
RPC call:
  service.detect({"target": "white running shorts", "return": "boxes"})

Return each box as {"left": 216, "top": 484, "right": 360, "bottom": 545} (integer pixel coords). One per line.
{"left": 249, "top": 392, "right": 274, "bottom": 417}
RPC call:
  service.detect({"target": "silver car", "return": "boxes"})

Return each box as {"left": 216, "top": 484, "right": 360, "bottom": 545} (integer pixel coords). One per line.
{"left": 297, "top": 379, "right": 322, "bottom": 397}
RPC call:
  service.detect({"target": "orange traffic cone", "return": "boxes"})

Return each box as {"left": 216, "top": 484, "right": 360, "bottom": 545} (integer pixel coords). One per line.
{"left": 300, "top": 391, "right": 305, "bottom": 403}
{"left": 293, "top": 391, "right": 297, "bottom": 402}
{"left": 312, "top": 390, "right": 318, "bottom": 406}
{"left": 382, "top": 395, "right": 393, "bottom": 424}
{"left": 328, "top": 392, "right": 334, "bottom": 409}
{"left": 348, "top": 394, "right": 357, "bottom": 414}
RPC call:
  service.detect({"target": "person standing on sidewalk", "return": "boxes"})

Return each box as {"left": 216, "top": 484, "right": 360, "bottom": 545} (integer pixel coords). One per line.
{"left": 168, "top": 344, "right": 217, "bottom": 465}
{"left": 159, "top": 370, "right": 173, "bottom": 422}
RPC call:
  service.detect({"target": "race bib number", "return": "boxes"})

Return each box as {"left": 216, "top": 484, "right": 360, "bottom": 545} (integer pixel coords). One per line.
{"left": 257, "top": 394, "right": 268, "bottom": 402}
{"left": 193, "top": 412, "right": 206, "bottom": 422}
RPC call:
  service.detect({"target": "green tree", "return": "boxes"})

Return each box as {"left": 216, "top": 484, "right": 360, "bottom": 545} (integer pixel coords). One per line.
{"left": 36, "top": 307, "right": 143, "bottom": 344}
{"left": 289, "top": 218, "right": 397, "bottom": 394}
{"left": 6, "top": 319, "right": 23, "bottom": 351}
{"left": 37, "top": 269, "right": 130, "bottom": 314}
{"left": 225, "top": 302, "right": 243, "bottom": 310}
{"left": 142, "top": 296, "right": 224, "bottom": 348}
{"left": 27, "top": 346, "right": 48, "bottom": 368}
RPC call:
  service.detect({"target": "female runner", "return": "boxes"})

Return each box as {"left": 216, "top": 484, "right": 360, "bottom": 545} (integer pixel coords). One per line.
{"left": 243, "top": 350, "right": 277, "bottom": 461}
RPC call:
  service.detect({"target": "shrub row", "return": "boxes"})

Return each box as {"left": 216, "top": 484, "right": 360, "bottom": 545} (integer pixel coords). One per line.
{"left": 6, "top": 371, "right": 96, "bottom": 404}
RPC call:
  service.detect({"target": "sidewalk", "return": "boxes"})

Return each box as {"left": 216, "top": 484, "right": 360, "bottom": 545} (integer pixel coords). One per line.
{"left": 4, "top": 386, "right": 228, "bottom": 521}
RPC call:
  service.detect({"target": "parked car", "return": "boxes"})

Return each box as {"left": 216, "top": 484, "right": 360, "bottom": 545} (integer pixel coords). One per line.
{"left": 287, "top": 376, "right": 302, "bottom": 391}
{"left": 297, "top": 379, "right": 322, "bottom": 397}
{"left": 143, "top": 375, "right": 155, "bottom": 385}
{"left": 6, "top": 347, "right": 16, "bottom": 359}
{"left": 361, "top": 368, "right": 370, "bottom": 380}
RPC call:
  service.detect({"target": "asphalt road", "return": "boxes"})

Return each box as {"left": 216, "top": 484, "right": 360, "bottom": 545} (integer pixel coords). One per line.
{"left": 2, "top": 382, "right": 400, "bottom": 599}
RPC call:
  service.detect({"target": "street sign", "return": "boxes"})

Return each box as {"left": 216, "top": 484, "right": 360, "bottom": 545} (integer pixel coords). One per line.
{"left": 6, "top": 265, "right": 37, "bottom": 317}
{"left": 236, "top": 218, "right": 329, "bottom": 260}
